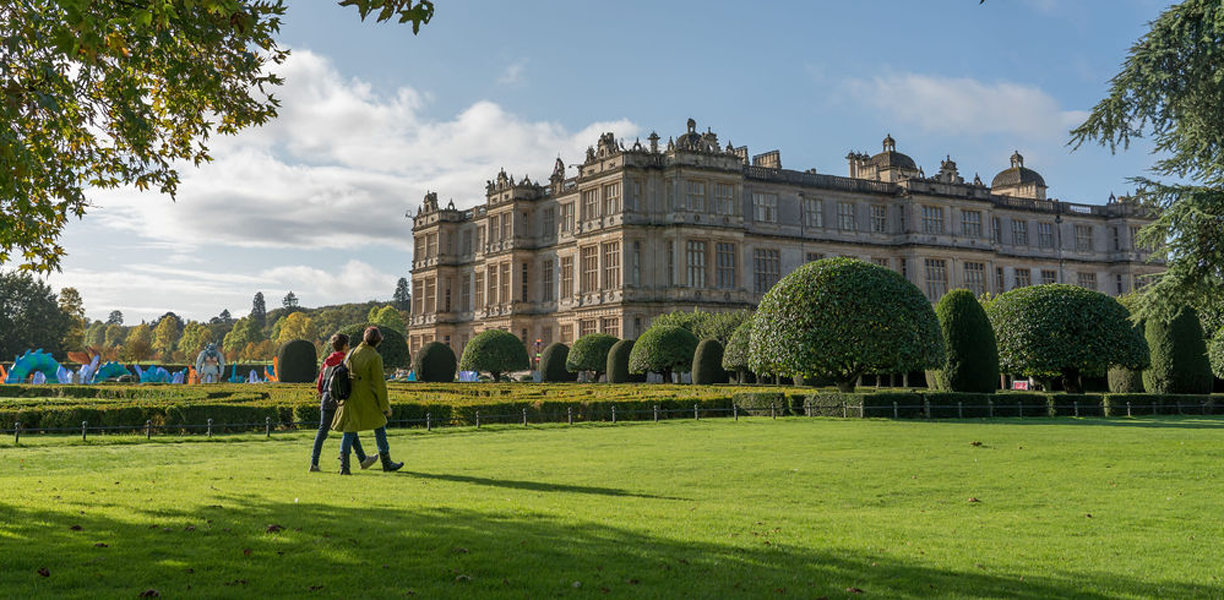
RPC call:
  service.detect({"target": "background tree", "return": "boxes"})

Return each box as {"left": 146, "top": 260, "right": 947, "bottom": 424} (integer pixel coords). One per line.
{"left": 412, "top": 341, "right": 457, "bottom": 383}
{"left": 370, "top": 305, "right": 405, "bottom": 333}
{"left": 721, "top": 319, "right": 753, "bottom": 383}
{"left": 106, "top": 310, "right": 124, "bottom": 326}
{"left": 987, "top": 285, "right": 1149, "bottom": 393}
{"left": 104, "top": 324, "right": 126, "bottom": 349}
{"left": 566, "top": 333, "right": 618, "bottom": 381}
{"left": 539, "top": 343, "right": 575, "bottom": 383}
{"left": 222, "top": 317, "right": 263, "bottom": 359}
{"left": 1, "top": 0, "right": 435, "bottom": 273}
{"left": 458, "top": 329, "right": 529, "bottom": 382}
{"left": 393, "top": 278, "right": 412, "bottom": 312}
{"left": 57, "top": 286, "right": 86, "bottom": 354}
{"left": 178, "top": 321, "right": 214, "bottom": 360}
{"left": 928, "top": 290, "right": 999, "bottom": 393}
{"left": 697, "top": 310, "right": 752, "bottom": 346}
{"left": 251, "top": 292, "right": 267, "bottom": 330}
{"left": 1070, "top": 0, "right": 1224, "bottom": 321}
{"left": 1143, "top": 307, "right": 1214, "bottom": 394}
{"left": 210, "top": 309, "right": 233, "bottom": 325}
{"left": 650, "top": 310, "right": 711, "bottom": 337}
{"left": 84, "top": 321, "right": 107, "bottom": 349}
{"left": 282, "top": 291, "right": 300, "bottom": 310}
{"left": 749, "top": 258, "right": 944, "bottom": 393}
{"left": 122, "top": 323, "right": 154, "bottom": 362}
{"left": 0, "top": 271, "right": 72, "bottom": 360}
{"left": 1209, "top": 326, "right": 1224, "bottom": 381}
{"left": 272, "top": 312, "right": 318, "bottom": 346}
{"left": 151, "top": 316, "right": 181, "bottom": 360}
{"left": 691, "top": 339, "right": 728, "bottom": 385}
{"left": 336, "top": 323, "right": 410, "bottom": 370}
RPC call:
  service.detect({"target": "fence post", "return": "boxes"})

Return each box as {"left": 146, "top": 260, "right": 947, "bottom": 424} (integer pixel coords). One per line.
{"left": 567, "top": 407, "right": 573, "bottom": 425}
{"left": 612, "top": 405, "right": 617, "bottom": 424}
{"left": 207, "top": 418, "right": 213, "bottom": 437}
{"left": 653, "top": 404, "right": 659, "bottom": 422}
{"left": 14, "top": 422, "right": 20, "bottom": 445}
{"left": 923, "top": 399, "right": 931, "bottom": 419}
{"left": 893, "top": 401, "right": 899, "bottom": 419}
{"left": 694, "top": 403, "right": 699, "bottom": 420}
{"left": 1126, "top": 401, "right": 1132, "bottom": 417}
{"left": 522, "top": 408, "right": 528, "bottom": 426}
{"left": 427, "top": 412, "right": 433, "bottom": 431}
{"left": 841, "top": 402, "right": 847, "bottom": 419}
{"left": 771, "top": 404, "right": 777, "bottom": 420}
{"left": 265, "top": 416, "right": 272, "bottom": 438}
{"left": 958, "top": 402, "right": 964, "bottom": 419}
{"left": 82, "top": 420, "right": 88, "bottom": 442}
{"left": 804, "top": 400, "right": 811, "bottom": 417}
{"left": 988, "top": 398, "right": 994, "bottom": 418}
{"left": 734, "top": 405, "right": 739, "bottom": 421}
{"left": 145, "top": 420, "right": 152, "bottom": 440}
{"left": 1073, "top": 401, "right": 1080, "bottom": 417}
{"left": 476, "top": 410, "right": 481, "bottom": 428}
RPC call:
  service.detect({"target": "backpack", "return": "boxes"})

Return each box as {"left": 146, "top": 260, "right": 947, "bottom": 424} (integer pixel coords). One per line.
{"left": 325, "top": 360, "right": 352, "bottom": 403}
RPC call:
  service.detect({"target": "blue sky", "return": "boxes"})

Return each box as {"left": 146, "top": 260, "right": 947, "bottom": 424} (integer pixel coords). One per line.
{"left": 46, "top": 0, "right": 1174, "bottom": 323}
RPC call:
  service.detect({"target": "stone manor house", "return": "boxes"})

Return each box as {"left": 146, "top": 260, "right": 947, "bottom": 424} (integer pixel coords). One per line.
{"left": 407, "top": 119, "right": 1160, "bottom": 357}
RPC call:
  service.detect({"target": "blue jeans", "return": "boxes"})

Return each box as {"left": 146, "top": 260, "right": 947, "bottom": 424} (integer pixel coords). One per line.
{"left": 340, "top": 427, "right": 390, "bottom": 457}
{"left": 311, "top": 407, "right": 367, "bottom": 466}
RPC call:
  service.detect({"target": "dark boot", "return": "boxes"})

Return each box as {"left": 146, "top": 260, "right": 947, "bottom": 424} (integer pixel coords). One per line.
{"left": 380, "top": 453, "right": 403, "bottom": 472}
{"left": 339, "top": 453, "right": 352, "bottom": 475}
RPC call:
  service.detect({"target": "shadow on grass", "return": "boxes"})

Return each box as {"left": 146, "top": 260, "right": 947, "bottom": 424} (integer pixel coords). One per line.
{"left": 925, "top": 415, "right": 1224, "bottom": 430}
{"left": 0, "top": 496, "right": 1216, "bottom": 598}
{"left": 400, "top": 470, "right": 688, "bottom": 501}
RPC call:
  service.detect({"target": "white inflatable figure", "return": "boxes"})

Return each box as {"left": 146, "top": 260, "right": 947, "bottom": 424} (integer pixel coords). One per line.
{"left": 195, "top": 343, "right": 225, "bottom": 384}
{"left": 56, "top": 365, "right": 72, "bottom": 384}
{"left": 32, "top": 371, "right": 46, "bottom": 385}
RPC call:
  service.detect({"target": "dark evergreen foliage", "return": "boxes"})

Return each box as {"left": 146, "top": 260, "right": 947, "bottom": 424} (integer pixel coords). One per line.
{"left": 1143, "top": 307, "right": 1213, "bottom": 394}
{"left": 691, "top": 339, "right": 727, "bottom": 385}
{"left": 336, "top": 323, "right": 410, "bottom": 370}
{"left": 628, "top": 325, "right": 699, "bottom": 382}
{"left": 458, "top": 329, "right": 529, "bottom": 382}
{"left": 566, "top": 333, "right": 618, "bottom": 380}
{"left": 412, "top": 341, "right": 456, "bottom": 383}
{"left": 605, "top": 339, "right": 640, "bottom": 384}
{"left": 276, "top": 339, "right": 317, "bottom": 383}
{"left": 540, "top": 343, "right": 576, "bottom": 382}
{"left": 930, "top": 289, "right": 999, "bottom": 393}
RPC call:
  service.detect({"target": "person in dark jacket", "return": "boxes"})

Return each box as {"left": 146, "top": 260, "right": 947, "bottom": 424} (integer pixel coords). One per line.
{"left": 332, "top": 326, "right": 403, "bottom": 475}
{"left": 309, "top": 333, "right": 377, "bottom": 472}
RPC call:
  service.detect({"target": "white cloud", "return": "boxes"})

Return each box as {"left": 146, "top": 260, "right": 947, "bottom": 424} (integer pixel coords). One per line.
{"left": 497, "top": 59, "right": 528, "bottom": 86}
{"left": 845, "top": 73, "right": 1087, "bottom": 141}
{"left": 90, "top": 49, "right": 639, "bottom": 252}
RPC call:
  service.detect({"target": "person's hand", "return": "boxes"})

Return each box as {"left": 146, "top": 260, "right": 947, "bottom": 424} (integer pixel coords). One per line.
{"left": 384, "top": 409, "right": 393, "bottom": 417}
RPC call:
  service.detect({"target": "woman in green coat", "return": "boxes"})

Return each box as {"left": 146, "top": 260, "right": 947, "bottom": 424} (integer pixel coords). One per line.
{"left": 333, "top": 326, "right": 404, "bottom": 475}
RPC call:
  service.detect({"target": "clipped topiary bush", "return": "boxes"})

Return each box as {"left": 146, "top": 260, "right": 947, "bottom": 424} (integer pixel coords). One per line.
{"left": 336, "top": 323, "right": 410, "bottom": 370}
{"left": 691, "top": 339, "right": 727, "bottom": 385}
{"left": 412, "top": 341, "right": 456, "bottom": 383}
{"left": 566, "top": 333, "right": 618, "bottom": 381}
{"left": 1144, "top": 307, "right": 1213, "bottom": 394}
{"left": 749, "top": 258, "right": 943, "bottom": 393}
{"left": 629, "top": 325, "right": 699, "bottom": 382}
{"left": 987, "top": 284, "right": 1148, "bottom": 394}
{"left": 1108, "top": 367, "right": 1145, "bottom": 393}
{"left": 276, "top": 339, "right": 318, "bottom": 383}
{"left": 459, "top": 329, "right": 529, "bottom": 382}
{"left": 605, "top": 339, "right": 640, "bottom": 384}
{"left": 1211, "top": 327, "right": 1224, "bottom": 381}
{"left": 540, "top": 342, "right": 576, "bottom": 382}
{"left": 929, "top": 289, "right": 999, "bottom": 393}
{"left": 722, "top": 319, "right": 752, "bottom": 383}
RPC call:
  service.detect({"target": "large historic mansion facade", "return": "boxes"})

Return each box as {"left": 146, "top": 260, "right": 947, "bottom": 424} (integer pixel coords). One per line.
{"left": 407, "top": 119, "right": 1160, "bottom": 357}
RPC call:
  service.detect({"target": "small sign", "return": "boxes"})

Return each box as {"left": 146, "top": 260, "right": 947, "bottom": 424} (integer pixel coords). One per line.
{"left": 1011, "top": 380, "right": 1030, "bottom": 391}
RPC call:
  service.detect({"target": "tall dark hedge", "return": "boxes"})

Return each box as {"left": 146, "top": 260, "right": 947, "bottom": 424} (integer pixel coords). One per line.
{"left": 566, "top": 333, "right": 618, "bottom": 380}
{"left": 929, "top": 289, "right": 999, "bottom": 393}
{"left": 540, "top": 342, "right": 575, "bottom": 382}
{"left": 336, "top": 323, "right": 410, "bottom": 370}
{"left": 412, "top": 341, "right": 456, "bottom": 383}
{"left": 458, "top": 329, "right": 529, "bottom": 382}
{"left": 1144, "top": 307, "right": 1213, "bottom": 394}
{"left": 691, "top": 339, "right": 727, "bottom": 385}
{"left": 606, "top": 339, "right": 640, "bottom": 383}
{"left": 276, "top": 339, "right": 317, "bottom": 383}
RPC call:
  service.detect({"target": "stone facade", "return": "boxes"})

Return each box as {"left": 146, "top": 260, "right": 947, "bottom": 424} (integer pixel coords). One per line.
{"left": 407, "top": 119, "right": 1160, "bottom": 359}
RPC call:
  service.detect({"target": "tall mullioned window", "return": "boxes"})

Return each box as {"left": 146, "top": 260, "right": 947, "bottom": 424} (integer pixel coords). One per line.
{"left": 991, "top": 217, "right": 1001, "bottom": 242}
{"left": 580, "top": 246, "right": 598, "bottom": 293}
{"left": 542, "top": 208, "right": 555, "bottom": 237}
{"left": 804, "top": 197, "right": 823, "bottom": 228}
{"left": 1038, "top": 222, "right": 1053, "bottom": 248}
{"left": 871, "top": 205, "right": 887, "bottom": 233}
{"left": 838, "top": 201, "right": 856, "bottom": 231}
{"left": 560, "top": 203, "right": 574, "bottom": 233}
{"left": 924, "top": 258, "right": 948, "bottom": 301}
{"left": 1075, "top": 225, "right": 1094, "bottom": 251}
{"left": 716, "top": 243, "right": 736, "bottom": 289}
{"left": 560, "top": 257, "right": 573, "bottom": 299}
{"left": 753, "top": 249, "right": 781, "bottom": 294}
{"left": 961, "top": 210, "right": 982, "bottom": 238}
{"left": 603, "top": 182, "right": 621, "bottom": 215}
{"left": 715, "top": 184, "right": 735, "bottom": 215}
{"left": 753, "top": 193, "right": 778, "bottom": 223}
{"left": 1012, "top": 220, "right": 1029, "bottom": 246}
{"left": 582, "top": 189, "right": 599, "bottom": 220}
{"left": 921, "top": 206, "right": 943, "bottom": 234}
{"left": 687, "top": 181, "right": 705, "bottom": 211}
{"left": 686, "top": 241, "right": 707, "bottom": 288}
{"left": 1077, "top": 272, "right": 1097, "bottom": 290}
{"left": 1014, "top": 268, "right": 1031, "bottom": 289}
{"left": 602, "top": 241, "right": 621, "bottom": 289}
{"left": 473, "top": 273, "right": 484, "bottom": 308}
{"left": 963, "top": 262, "right": 985, "bottom": 295}
{"left": 1041, "top": 269, "right": 1057, "bottom": 285}
{"left": 542, "top": 260, "right": 554, "bottom": 302}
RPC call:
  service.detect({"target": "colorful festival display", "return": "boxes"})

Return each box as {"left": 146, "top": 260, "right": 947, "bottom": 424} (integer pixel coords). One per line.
{"left": 3, "top": 347, "right": 274, "bottom": 385}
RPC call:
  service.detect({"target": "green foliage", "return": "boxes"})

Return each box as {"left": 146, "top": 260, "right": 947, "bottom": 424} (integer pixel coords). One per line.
{"left": 393, "top": 277, "right": 412, "bottom": 312}
{"left": 57, "top": 287, "right": 86, "bottom": 353}
{"left": 988, "top": 284, "right": 1149, "bottom": 393}
{"left": 539, "top": 343, "right": 575, "bottom": 383}
{"left": 103, "top": 324, "right": 126, "bottom": 349}
{"left": 1108, "top": 367, "right": 1146, "bottom": 393}
{"left": 336, "top": 323, "right": 410, "bottom": 370}
{"left": 628, "top": 325, "right": 699, "bottom": 380}
{"left": 721, "top": 320, "right": 752, "bottom": 378}
{"left": 178, "top": 322, "right": 214, "bottom": 359}
{"left": 412, "top": 341, "right": 456, "bottom": 383}
{"left": 84, "top": 321, "right": 107, "bottom": 349}
{"left": 691, "top": 339, "right": 727, "bottom": 385}
{"left": 458, "top": 330, "right": 529, "bottom": 382}
{"left": 251, "top": 292, "right": 267, "bottom": 330}
{"left": 1212, "top": 327, "right": 1224, "bottom": 380}
{"left": 1143, "top": 307, "right": 1213, "bottom": 394}
{"left": 566, "top": 333, "right": 618, "bottom": 379}
{"left": 699, "top": 310, "right": 752, "bottom": 345}
{"left": 277, "top": 340, "right": 318, "bottom": 384}
{"left": 605, "top": 339, "right": 639, "bottom": 384}
{"left": 371, "top": 305, "right": 406, "bottom": 333}
{"left": 151, "top": 316, "right": 181, "bottom": 359}
{"left": 0, "top": 272, "right": 71, "bottom": 360}
{"left": 222, "top": 317, "right": 263, "bottom": 356}
{"left": 1069, "top": 0, "right": 1224, "bottom": 322}
{"left": 749, "top": 258, "right": 944, "bottom": 392}
{"left": 930, "top": 290, "right": 999, "bottom": 393}
{"left": 122, "top": 324, "right": 154, "bottom": 362}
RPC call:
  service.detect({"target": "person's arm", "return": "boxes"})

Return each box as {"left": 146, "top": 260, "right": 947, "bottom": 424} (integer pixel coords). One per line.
{"left": 372, "top": 352, "right": 390, "bottom": 415}
{"left": 316, "top": 365, "right": 325, "bottom": 394}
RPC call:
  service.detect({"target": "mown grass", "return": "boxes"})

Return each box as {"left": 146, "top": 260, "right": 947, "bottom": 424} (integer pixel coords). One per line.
{"left": 1, "top": 417, "right": 1222, "bottom": 598}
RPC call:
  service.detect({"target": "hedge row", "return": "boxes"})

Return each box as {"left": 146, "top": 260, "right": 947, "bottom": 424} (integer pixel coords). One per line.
{"left": 733, "top": 390, "right": 1224, "bottom": 418}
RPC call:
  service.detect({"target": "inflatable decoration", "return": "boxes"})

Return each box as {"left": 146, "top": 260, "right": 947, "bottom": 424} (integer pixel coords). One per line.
{"left": 5, "top": 349, "right": 63, "bottom": 384}
{"left": 0, "top": 363, "right": 7, "bottom": 382}
{"left": 137, "top": 365, "right": 173, "bottom": 383}
{"left": 32, "top": 371, "right": 46, "bottom": 385}
{"left": 92, "top": 361, "right": 131, "bottom": 383}
{"left": 246, "top": 370, "right": 264, "bottom": 384}
{"left": 265, "top": 357, "right": 278, "bottom": 383}
{"left": 195, "top": 343, "right": 225, "bottom": 384}
{"left": 227, "top": 364, "right": 245, "bottom": 384}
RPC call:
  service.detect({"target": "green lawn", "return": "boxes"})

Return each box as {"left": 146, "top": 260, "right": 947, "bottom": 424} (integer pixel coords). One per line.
{"left": 1, "top": 417, "right": 1221, "bottom": 598}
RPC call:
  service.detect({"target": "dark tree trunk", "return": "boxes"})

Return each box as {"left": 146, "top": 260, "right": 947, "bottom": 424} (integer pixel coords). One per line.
{"left": 836, "top": 378, "right": 856, "bottom": 393}
{"left": 1061, "top": 367, "right": 1083, "bottom": 394}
